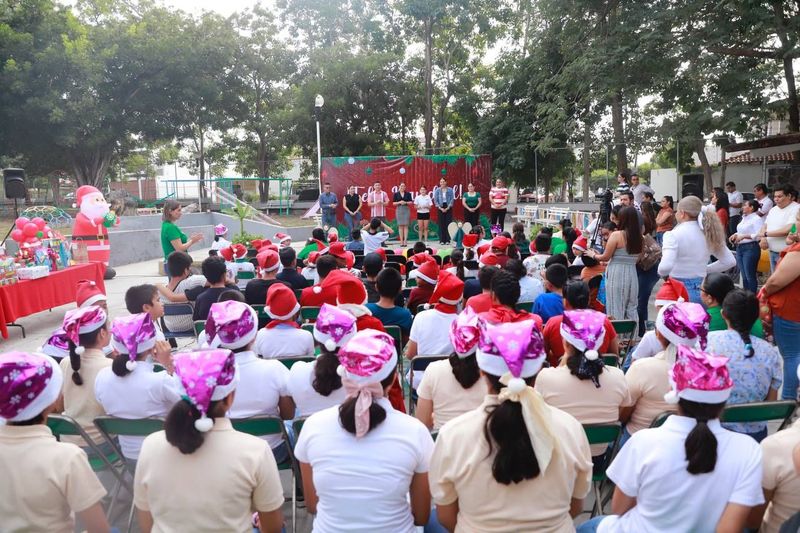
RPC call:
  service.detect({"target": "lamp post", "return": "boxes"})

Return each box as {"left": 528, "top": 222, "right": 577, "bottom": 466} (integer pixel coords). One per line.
{"left": 314, "top": 94, "right": 324, "bottom": 193}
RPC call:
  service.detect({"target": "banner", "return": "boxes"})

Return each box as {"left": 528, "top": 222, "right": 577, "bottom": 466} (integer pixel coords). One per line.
{"left": 321, "top": 154, "right": 492, "bottom": 221}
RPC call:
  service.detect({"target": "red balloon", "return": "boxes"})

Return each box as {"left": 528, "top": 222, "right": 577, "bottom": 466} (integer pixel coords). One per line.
{"left": 43, "top": 225, "right": 52, "bottom": 236}
{"left": 15, "top": 217, "right": 30, "bottom": 231}
{"left": 24, "top": 236, "right": 38, "bottom": 244}
{"left": 23, "top": 222, "right": 38, "bottom": 237}
{"left": 10, "top": 229, "right": 23, "bottom": 242}
{"left": 31, "top": 217, "right": 46, "bottom": 229}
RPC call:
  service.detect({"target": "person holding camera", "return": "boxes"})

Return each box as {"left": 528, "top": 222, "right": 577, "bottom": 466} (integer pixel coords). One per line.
{"left": 434, "top": 177, "right": 454, "bottom": 245}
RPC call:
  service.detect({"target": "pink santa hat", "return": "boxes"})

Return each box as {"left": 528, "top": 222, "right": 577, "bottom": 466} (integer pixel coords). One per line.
{"left": 476, "top": 318, "right": 546, "bottom": 391}
{"left": 214, "top": 224, "right": 228, "bottom": 237}
{"left": 203, "top": 301, "right": 258, "bottom": 350}
{"left": 560, "top": 309, "right": 606, "bottom": 361}
{"left": 110, "top": 313, "right": 158, "bottom": 371}
{"left": 0, "top": 352, "right": 63, "bottom": 422}
{"left": 656, "top": 302, "right": 710, "bottom": 349}
{"left": 449, "top": 306, "right": 481, "bottom": 357}
{"left": 664, "top": 345, "right": 733, "bottom": 405}
{"left": 174, "top": 349, "right": 239, "bottom": 432}
{"left": 314, "top": 303, "right": 357, "bottom": 352}
{"left": 62, "top": 305, "right": 107, "bottom": 355}
{"left": 40, "top": 329, "right": 70, "bottom": 360}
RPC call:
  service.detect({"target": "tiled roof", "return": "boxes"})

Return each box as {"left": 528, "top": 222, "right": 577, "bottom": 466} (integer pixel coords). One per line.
{"left": 726, "top": 151, "right": 798, "bottom": 164}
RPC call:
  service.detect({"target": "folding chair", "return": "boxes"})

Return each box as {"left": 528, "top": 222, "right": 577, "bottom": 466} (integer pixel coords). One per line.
{"left": 464, "top": 259, "right": 479, "bottom": 272}
{"left": 238, "top": 271, "right": 256, "bottom": 281}
{"left": 649, "top": 411, "right": 676, "bottom": 428}
{"left": 721, "top": 400, "right": 797, "bottom": 431}
{"left": 293, "top": 289, "right": 304, "bottom": 301}
{"left": 602, "top": 354, "right": 619, "bottom": 367}
{"left": 406, "top": 277, "right": 417, "bottom": 288}
{"left": 47, "top": 414, "right": 131, "bottom": 521}
{"left": 277, "top": 356, "right": 315, "bottom": 370}
{"left": 94, "top": 417, "right": 165, "bottom": 532}
{"left": 387, "top": 254, "right": 406, "bottom": 264}
{"left": 583, "top": 422, "right": 621, "bottom": 517}
{"left": 193, "top": 320, "right": 206, "bottom": 338}
{"left": 231, "top": 416, "right": 299, "bottom": 531}
{"left": 252, "top": 304, "right": 271, "bottom": 329}
{"left": 515, "top": 302, "right": 533, "bottom": 313}
{"left": 160, "top": 303, "right": 196, "bottom": 341}
{"left": 301, "top": 323, "right": 314, "bottom": 334}
{"left": 401, "top": 287, "right": 412, "bottom": 304}
{"left": 407, "top": 354, "right": 449, "bottom": 414}
{"left": 610, "top": 320, "right": 637, "bottom": 360}
{"left": 384, "top": 261, "right": 401, "bottom": 272}
{"left": 300, "top": 306, "right": 321, "bottom": 323}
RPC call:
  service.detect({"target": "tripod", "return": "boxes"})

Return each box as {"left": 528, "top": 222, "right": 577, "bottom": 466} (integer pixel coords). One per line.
{"left": 1, "top": 198, "right": 20, "bottom": 245}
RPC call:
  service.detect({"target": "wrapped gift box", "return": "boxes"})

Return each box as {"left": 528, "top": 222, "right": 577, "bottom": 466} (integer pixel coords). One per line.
{"left": 17, "top": 265, "right": 50, "bottom": 280}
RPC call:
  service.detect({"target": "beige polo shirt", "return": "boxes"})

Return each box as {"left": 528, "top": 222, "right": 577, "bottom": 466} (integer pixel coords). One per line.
{"left": 760, "top": 419, "right": 800, "bottom": 533}
{"left": 625, "top": 352, "right": 672, "bottom": 434}
{"left": 429, "top": 396, "right": 592, "bottom": 532}
{"left": 416, "top": 359, "right": 488, "bottom": 430}
{"left": 134, "top": 418, "right": 284, "bottom": 531}
{"left": 0, "top": 424, "right": 106, "bottom": 533}
{"left": 535, "top": 365, "right": 631, "bottom": 454}
{"left": 59, "top": 348, "right": 112, "bottom": 445}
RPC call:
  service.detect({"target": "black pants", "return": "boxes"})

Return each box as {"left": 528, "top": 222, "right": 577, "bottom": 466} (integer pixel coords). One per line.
{"left": 464, "top": 209, "right": 480, "bottom": 227}
{"left": 490, "top": 208, "right": 506, "bottom": 229}
{"left": 728, "top": 215, "right": 741, "bottom": 238}
{"left": 438, "top": 208, "right": 452, "bottom": 243}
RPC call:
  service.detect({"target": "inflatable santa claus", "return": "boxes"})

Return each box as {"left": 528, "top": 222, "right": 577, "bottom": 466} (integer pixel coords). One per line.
{"left": 71, "top": 185, "right": 119, "bottom": 278}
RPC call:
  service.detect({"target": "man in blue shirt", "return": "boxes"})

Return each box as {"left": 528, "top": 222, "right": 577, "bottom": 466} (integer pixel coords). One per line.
{"left": 434, "top": 177, "right": 455, "bottom": 245}
{"left": 319, "top": 182, "right": 338, "bottom": 228}
{"left": 533, "top": 263, "right": 567, "bottom": 323}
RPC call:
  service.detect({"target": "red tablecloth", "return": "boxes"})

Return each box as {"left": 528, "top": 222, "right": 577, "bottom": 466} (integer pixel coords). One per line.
{"left": 0, "top": 263, "right": 106, "bottom": 339}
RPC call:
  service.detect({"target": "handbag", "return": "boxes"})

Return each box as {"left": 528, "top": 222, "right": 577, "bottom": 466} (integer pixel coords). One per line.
{"left": 637, "top": 234, "right": 662, "bottom": 271}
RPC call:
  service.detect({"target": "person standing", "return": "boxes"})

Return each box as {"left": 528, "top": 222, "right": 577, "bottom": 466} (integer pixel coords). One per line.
{"left": 342, "top": 185, "right": 363, "bottom": 238}
{"left": 614, "top": 172, "right": 631, "bottom": 197}
{"left": 434, "top": 177, "right": 454, "bottom": 245}
{"left": 726, "top": 181, "right": 744, "bottom": 236}
{"left": 461, "top": 182, "right": 482, "bottom": 227}
{"left": 758, "top": 184, "right": 800, "bottom": 272}
{"left": 655, "top": 195, "right": 676, "bottom": 246}
{"left": 754, "top": 183, "right": 773, "bottom": 217}
{"left": 393, "top": 182, "right": 413, "bottom": 247}
{"left": 161, "top": 199, "right": 203, "bottom": 266}
{"left": 368, "top": 181, "right": 390, "bottom": 223}
{"left": 630, "top": 173, "right": 654, "bottom": 205}
{"left": 318, "top": 182, "right": 338, "bottom": 229}
{"left": 729, "top": 199, "right": 764, "bottom": 293}
{"left": 711, "top": 187, "right": 730, "bottom": 233}
{"left": 414, "top": 186, "right": 433, "bottom": 243}
{"left": 489, "top": 178, "right": 509, "bottom": 229}
{"left": 636, "top": 201, "right": 660, "bottom": 335}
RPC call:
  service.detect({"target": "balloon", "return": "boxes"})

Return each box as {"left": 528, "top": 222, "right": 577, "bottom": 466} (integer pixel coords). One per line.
{"left": 23, "top": 222, "right": 39, "bottom": 237}
{"left": 15, "top": 217, "right": 30, "bottom": 231}
{"left": 10, "top": 229, "right": 23, "bottom": 242}
{"left": 43, "top": 225, "right": 52, "bottom": 236}
{"left": 36, "top": 231, "right": 43, "bottom": 238}
{"left": 31, "top": 217, "right": 46, "bottom": 229}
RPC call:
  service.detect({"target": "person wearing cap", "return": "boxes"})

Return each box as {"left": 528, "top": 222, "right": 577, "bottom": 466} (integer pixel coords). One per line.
{"left": 628, "top": 278, "right": 689, "bottom": 363}
{"left": 301, "top": 250, "right": 322, "bottom": 284}
{"left": 465, "top": 266, "right": 500, "bottom": 313}
{"left": 94, "top": 313, "right": 178, "bottom": 462}
{"left": 429, "top": 319, "right": 592, "bottom": 531}
{"left": 323, "top": 241, "right": 350, "bottom": 270}
{"left": 406, "top": 271, "right": 463, "bottom": 365}
{"left": 571, "top": 235, "right": 607, "bottom": 282}
{"left": 299, "top": 255, "right": 339, "bottom": 308}
{"left": 536, "top": 309, "right": 631, "bottom": 457}
{"left": 244, "top": 249, "right": 289, "bottom": 306}
{"left": 255, "top": 284, "right": 315, "bottom": 360}
{"left": 481, "top": 270, "right": 543, "bottom": 328}
{"left": 415, "top": 307, "right": 487, "bottom": 430}
{"left": 286, "top": 304, "right": 354, "bottom": 416}
{"left": 220, "top": 244, "right": 256, "bottom": 289}
{"left": 579, "top": 346, "right": 764, "bottom": 533}
{"left": 133, "top": 349, "right": 285, "bottom": 532}
{"left": 273, "top": 232, "right": 292, "bottom": 248}
{"left": 407, "top": 257, "right": 439, "bottom": 316}
{"left": 59, "top": 305, "right": 112, "bottom": 448}
{"left": 294, "top": 330, "right": 434, "bottom": 532}
{"left": 211, "top": 223, "right": 230, "bottom": 251}
{"left": 490, "top": 235, "right": 512, "bottom": 267}
{"left": 0, "top": 351, "right": 110, "bottom": 533}
{"left": 76, "top": 279, "right": 107, "bottom": 311}
{"left": 298, "top": 227, "right": 328, "bottom": 261}
{"left": 39, "top": 328, "right": 71, "bottom": 362}
{"left": 621, "top": 302, "right": 710, "bottom": 439}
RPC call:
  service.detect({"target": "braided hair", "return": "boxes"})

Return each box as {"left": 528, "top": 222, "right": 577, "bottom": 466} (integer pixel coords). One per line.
{"left": 721, "top": 289, "right": 759, "bottom": 358}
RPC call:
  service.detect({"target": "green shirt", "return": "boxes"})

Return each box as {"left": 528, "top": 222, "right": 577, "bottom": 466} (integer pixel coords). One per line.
{"left": 464, "top": 192, "right": 481, "bottom": 209}
{"left": 161, "top": 221, "right": 187, "bottom": 260}
{"left": 551, "top": 237, "right": 567, "bottom": 256}
{"left": 298, "top": 242, "right": 321, "bottom": 261}
{"left": 707, "top": 305, "right": 764, "bottom": 338}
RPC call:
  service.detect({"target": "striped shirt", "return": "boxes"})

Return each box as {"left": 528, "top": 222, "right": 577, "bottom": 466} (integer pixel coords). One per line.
{"left": 368, "top": 191, "right": 389, "bottom": 218}
{"left": 489, "top": 187, "right": 509, "bottom": 209}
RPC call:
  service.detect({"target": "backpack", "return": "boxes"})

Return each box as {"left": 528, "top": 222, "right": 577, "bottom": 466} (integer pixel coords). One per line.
{"left": 637, "top": 234, "right": 662, "bottom": 271}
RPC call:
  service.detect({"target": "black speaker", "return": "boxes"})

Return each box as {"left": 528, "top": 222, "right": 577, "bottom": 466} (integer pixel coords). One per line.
{"left": 3, "top": 168, "right": 26, "bottom": 200}
{"left": 681, "top": 173, "right": 704, "bottom": 199}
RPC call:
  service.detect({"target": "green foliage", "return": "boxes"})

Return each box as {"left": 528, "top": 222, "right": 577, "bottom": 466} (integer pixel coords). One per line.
{"left": 231, "top": 232, "right": 262, "bottom": 246}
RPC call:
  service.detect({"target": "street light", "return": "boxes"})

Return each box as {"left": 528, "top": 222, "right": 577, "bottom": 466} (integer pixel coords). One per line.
{"left": 314, "top": 95, "right": 324, "bottom": 194}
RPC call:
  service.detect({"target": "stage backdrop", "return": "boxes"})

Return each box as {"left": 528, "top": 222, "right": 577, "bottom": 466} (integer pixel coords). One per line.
{"left": 321, "top": 154, "right": 492, "bottom": 222}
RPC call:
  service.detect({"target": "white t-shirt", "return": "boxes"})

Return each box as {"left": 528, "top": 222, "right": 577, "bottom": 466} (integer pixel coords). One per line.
{"left": 414, "top": 195, "right": 433, "bottom": 214}
{"left": 523, "top": 254, "right": 550, "bottom": 281}
{"left": 294, "top": 398, "right": 434, "bottom": 533}
{"left": 286, "top": 360, "right": 347, "bottom": 417}
{"left": 764, "top": 202, "right": 800, "bottom": 253}
{"left": 363, "top": 231, "right": 390, "bottom": 255}
{"left": 211, "top": 237, "right": 231, "bottom": 251}
{"left": 226, "top": 261, "right": 256, "bottom": 289}
{"left": 227, "top": 351, "right": 289, "bottom": 450}
{"left": 728, "top": 190, "right": 743, "bottom": 216}
{"left": 301, "top": 266, "right": 320, "bottom": 285}
{"left": 757, "top": 196, "right": 774, "bottom": 217}
{"left": 518, "top": 276, "right": 544, "bottom": 303}
{"left": 162, "top": 274, "right": 207, "bottom": 333}
{"left": 254, "top": 326, "right": 315, "bottom": 359}
{"left": 409, "top": 309, "right": 457, "bottom": 356}
{"left": 598, "top": 415, "right": 764, "bottom": 533}
{"left": 94, "top": 362, "right": 182, "bottom": 459}
{"left": 630, "top": 330, "right": 663, "bottom": 360}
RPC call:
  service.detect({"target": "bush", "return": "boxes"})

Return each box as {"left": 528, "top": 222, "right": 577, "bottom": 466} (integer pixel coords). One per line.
{"left": 231, "top": 232, "right": 262, "bottom": 246}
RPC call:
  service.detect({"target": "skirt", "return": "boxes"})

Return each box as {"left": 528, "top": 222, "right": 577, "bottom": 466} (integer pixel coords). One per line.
{"left": 396, "top": 205, "right": 411, "bottom": 226}
{"left": 417, "top": 212, "right": 430, "bottom": 221}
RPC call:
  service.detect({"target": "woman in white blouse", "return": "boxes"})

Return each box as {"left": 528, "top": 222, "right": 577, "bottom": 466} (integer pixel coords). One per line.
{"left": 657, "top": 195, "right": 735, "bottom": 304}
{"left": 730, "top": 199, "right": 765, "bottom": 293}
{"left": 414, "top": 186, "right": 433, "bottom": 243}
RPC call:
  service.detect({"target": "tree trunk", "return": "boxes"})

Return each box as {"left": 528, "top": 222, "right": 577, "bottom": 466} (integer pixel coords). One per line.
{"left": 70, "top": 149, "right": 114, "bottom": 188}
{"left": 198, "top": 128, "right": 207, "bottom": 208}
{"left": 694, "top": 139, "right": 714, "bottom": 196}
{"left": 49, "top": 175, "right": 61, "bottom": 205}
{"left": 257, "top": 134, "right": 268, "bottom": 203}
{"left": 543, "top": 174, "right": 551, "bottom": 203}
{"left": 423, "top": 17, "right": 434, "bottom": 155}
{"left": 435, "top": 92, "right": 452, "bottom": 151}
{"left": 783, "top": 56, "right": 799, "bottom": 133}
{"left": 610, "top": 92, "right": 627, "bottom": 173}
{"left": 400, "top": 115, "right": 407, "bottom": 154}
{"left": 582, "top": 118, "right": 591, "bottom": 202}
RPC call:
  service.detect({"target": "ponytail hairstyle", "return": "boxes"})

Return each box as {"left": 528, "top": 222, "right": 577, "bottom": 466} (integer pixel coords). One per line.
{"left": 312, "top": 350, "right": 343, "bottom": 396}
{"left": 678, "top": 196, "right": 727, "bottom": 253}
{"left": 67, "top": 323, "right": 107, "bottom": 386}
{"left": 465, "top": 247, "right": 476, "bottom": 261}
{"left": 448, "top": 353, "right": 480, "bottom": 389}
{"left": 680, "top": 398, "right": 725, "bottom": 474}
{"left": 565, "top": 344, "right": 605, "bottom": 388}
{"left": 338, "top": 372, "right": 394, "bottom": 435}
{"left": 450, "top": 249, "right": 466, "bottom": 281}
{"left": 165, "top": 397, "right": 225, "bottom": 454}
{"left": 721, "top": 289, "right": 758, "bottom": 358}
{"left": 482, "top": 372, "right": 539, "bottom": 484}
{"left": 111, "top": 353, "right": 134, "bottom": 377}
{"left": 512, "top": 222, "right": 527, "bottom": 245}
{"left": 701, "top": 272, "right": 735, "bottom": 307}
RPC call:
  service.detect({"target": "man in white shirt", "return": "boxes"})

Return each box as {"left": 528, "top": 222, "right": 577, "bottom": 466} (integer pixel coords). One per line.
{"left": 758, "top": 184, "right": 800, "bottom": 272}
{"left": 726, "top": 181, "right": 744, "bottom": 236}
{"left": 630, "top": 173, "right": 654, "bottom": 205}
{"left": 754, "top": 183, "right": 774, "bottom": 217}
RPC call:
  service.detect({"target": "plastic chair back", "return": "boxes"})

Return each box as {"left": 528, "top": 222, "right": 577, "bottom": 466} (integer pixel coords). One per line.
{"left": 721, "top": 400, "right": 797, "bottom": 430}
{"left": 300, "top": 306, "right": 321, "bottom": 322}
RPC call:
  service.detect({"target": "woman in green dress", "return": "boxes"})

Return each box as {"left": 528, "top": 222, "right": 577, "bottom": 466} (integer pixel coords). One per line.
{"left": 161, "top": 199, "right": 203, "bottom": 267}
{"left": 461, "top": 182, "right": 482, "bottom": 227}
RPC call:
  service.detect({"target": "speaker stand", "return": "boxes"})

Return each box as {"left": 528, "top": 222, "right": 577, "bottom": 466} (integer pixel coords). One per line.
{"left": 1, "top": 198, "right": 20, "bottom": 244}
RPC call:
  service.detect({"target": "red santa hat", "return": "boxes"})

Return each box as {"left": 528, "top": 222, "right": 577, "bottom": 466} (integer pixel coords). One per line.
{"left": 426, "top": 271, "right": 464, "bottom": 313}
{"left": 462, "top": 233, "right": 479, "bottom": 249}
{"left": 345, "top": 251, "right": 356, "bottom": 269}
{"left": 73, "top": 185, "right": 103, "bottom": 209}
{"left": 491, "top": 236, "right": 512, "bottom": 252}
{"left": 412, "top": 253, "right": 434, "bottom": 266}
{"left": 320, "top": 271, "right": 370, "bottom": 316}
{"left": 410, "top": 259, "right": 440, "bottom": 285}
{"left": 76, "top": 279, "right": 106, "bottom": 308}
{"left": 257, "top": 249, "right": 280, "bottom": 273}
{"left": 306, "top": 251, "right": 320, "bottom": 267}
{"left": 375, "top": 248, "right": 387, "bottom": 262}
{"left": 274, "top": 233, "right": 292, "bottom": 247}
{"left": 327, "top": 228, "right": 339, "bottom": 243}
{"left": 265, "top": 283, "right": 300, "bottom": 320}
{"left": 231, "top": 243, "right": 247, "bottom": 260}
{"left": 219, "top": 246, "right": 234, "bottom": 262}
{"left": 250, "top": 239, "right": 264, "bottom": 250}
{"left": 478, "top": 251, "right": 500, "bottom": 267}
{"left": 655, "top": 278, "right": 690, "bottom": 307}
{"left": 326, "top": 242, "right": 348, "bottom": 259}
{"left": 572, "top": 235, "right": 588, "bottom": 253}
{"left": 477, "top": 243, "right": 491, "bottom": 257}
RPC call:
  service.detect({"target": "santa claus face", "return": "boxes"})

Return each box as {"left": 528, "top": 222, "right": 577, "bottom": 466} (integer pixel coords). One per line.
{"left": 81, "top": 193, "right": 110, "bottom": 220}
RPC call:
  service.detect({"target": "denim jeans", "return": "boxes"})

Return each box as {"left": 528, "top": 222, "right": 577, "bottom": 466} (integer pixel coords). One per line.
{"left": 736, "top": 242, "right": 761, "bottom": 293}
{"left": 655, "top": 231, "right": 665, "bottom": 247}
{"left": 770, "top": 250, "right": 781, "bottom": 273}
{"left": 774, "top": 315, "right": 800, "bottom": 400}
{"left": 637, "top": 265, "right": 660, "bottom": 336}
{"left": 344, "top": 211, "right": 362, "bottom": 237}
{"left": 672, "top": 276, "right": 703, "bottom": 305}
{"left": 321, "top": 210, "right": 336, "bottom": 228}
{"left": 576, "top": 516, "right": 608, "bottom": 533}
